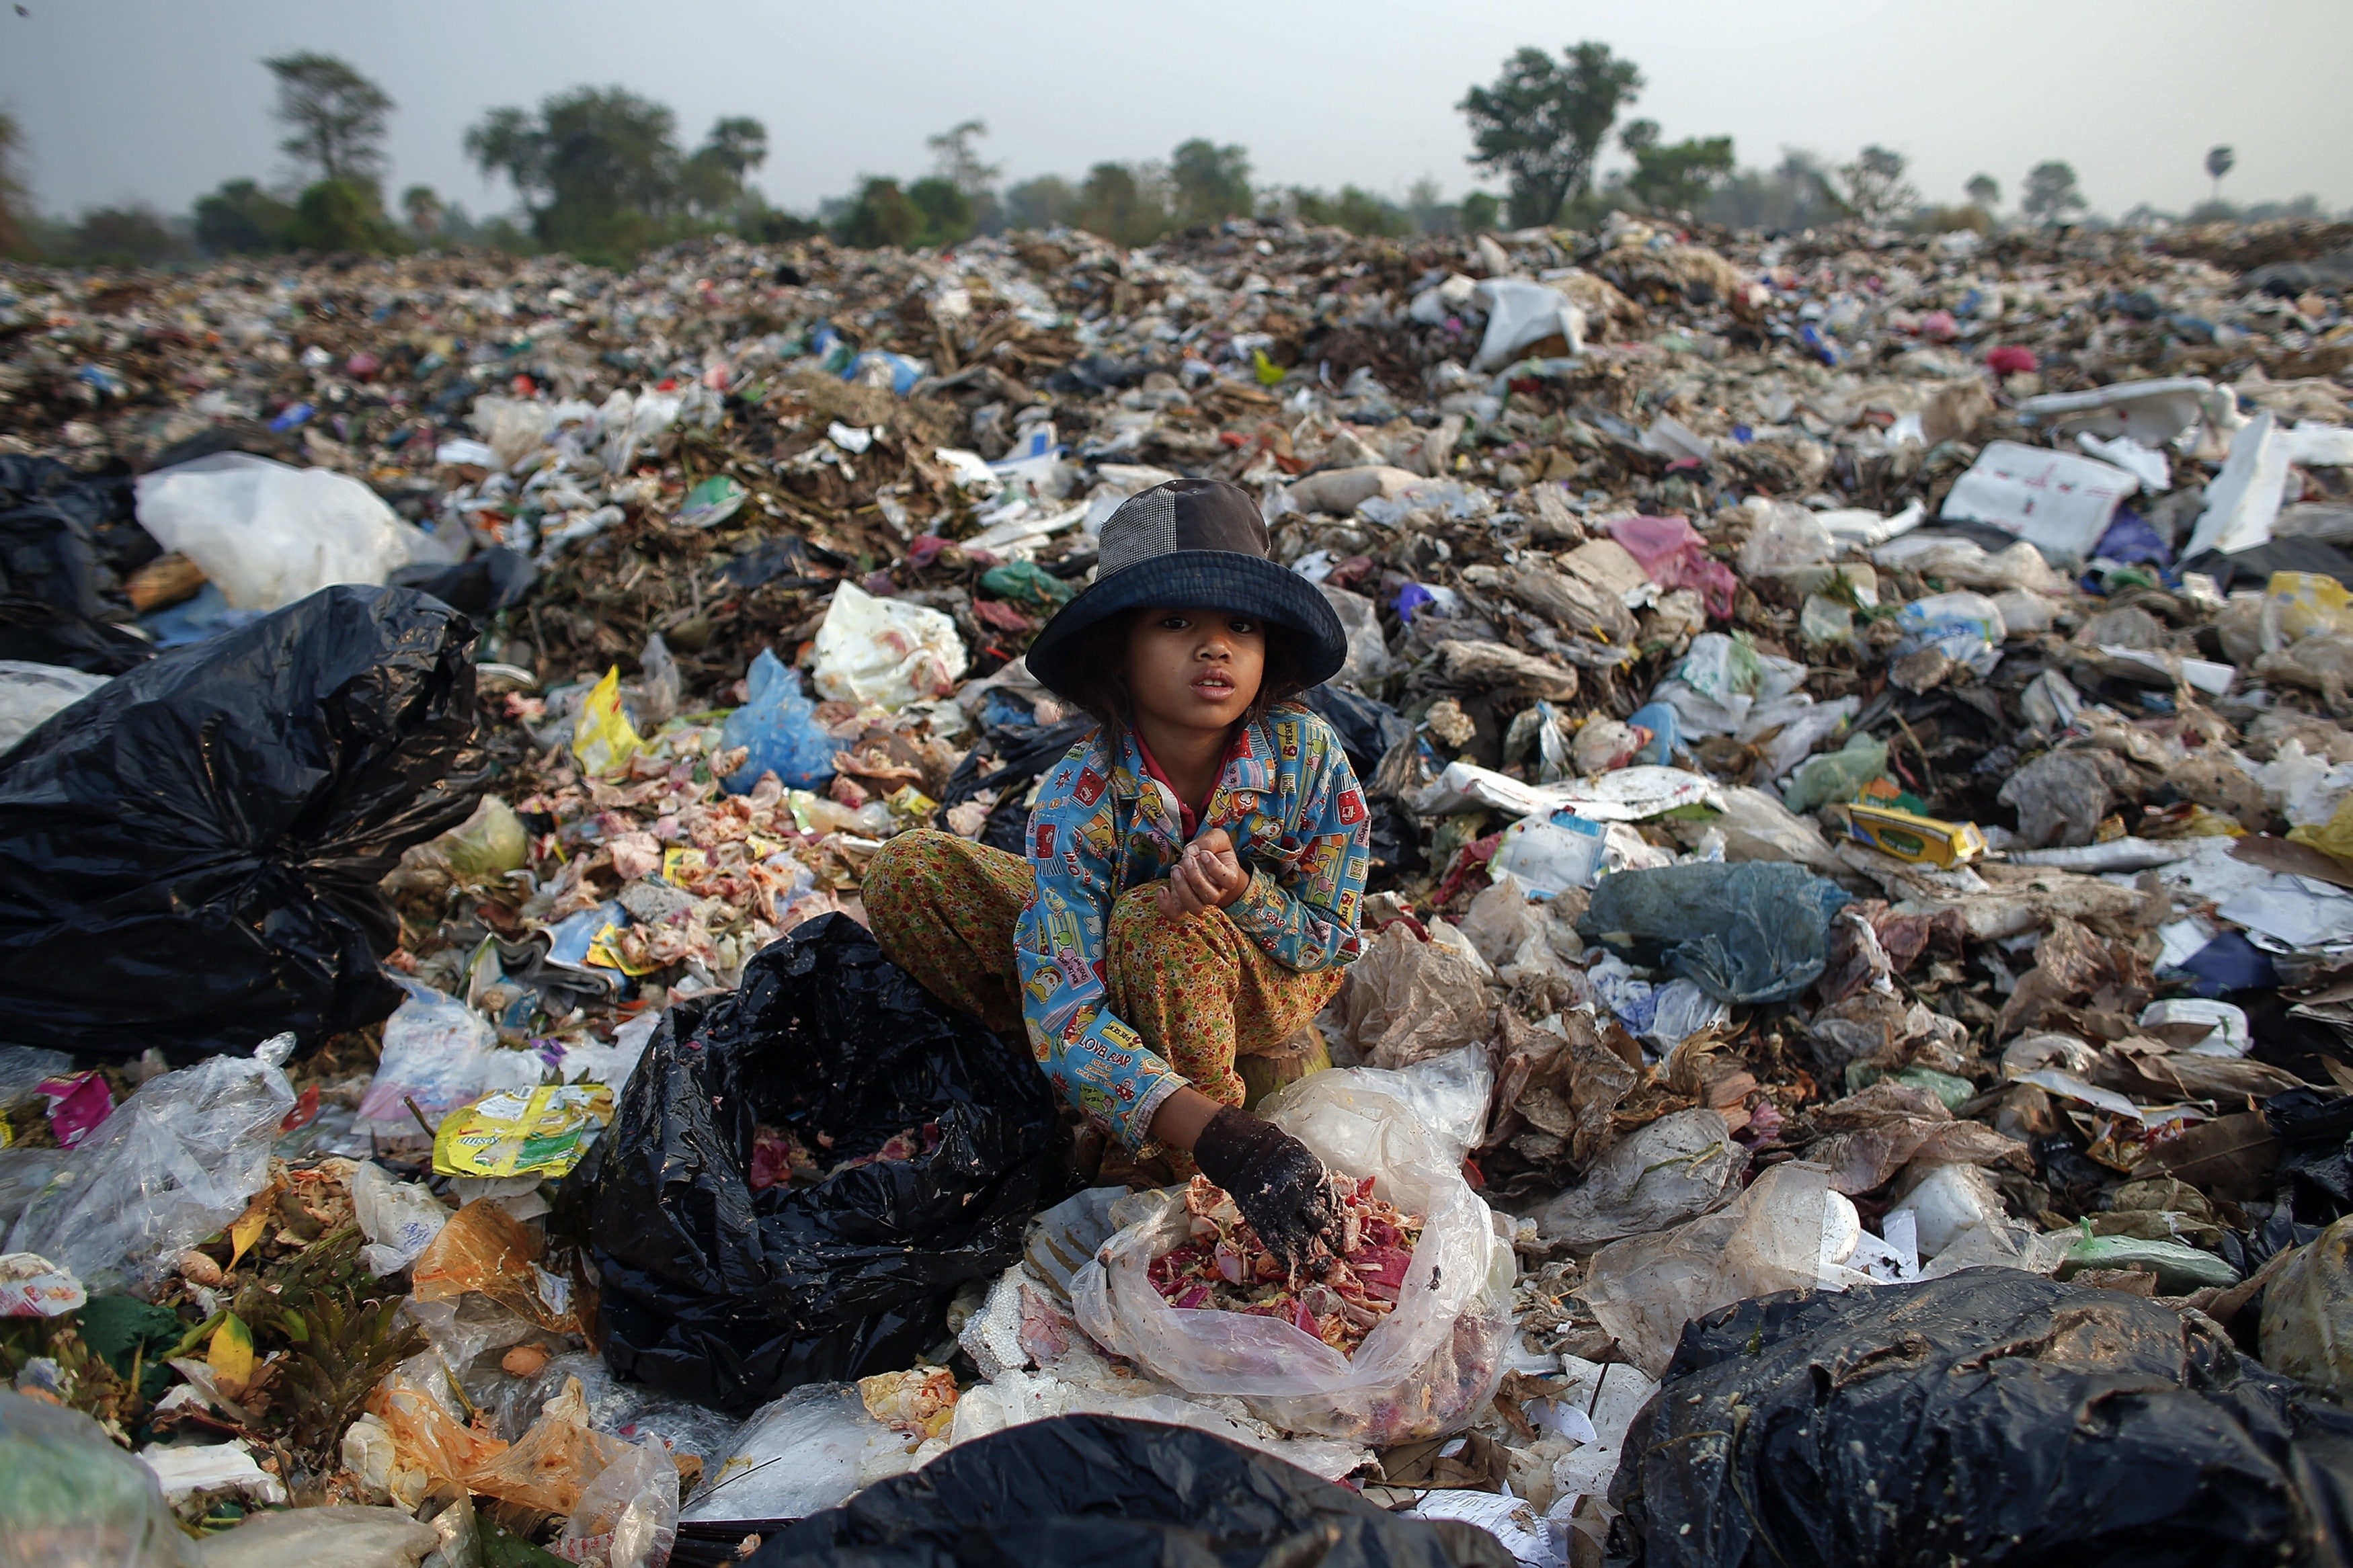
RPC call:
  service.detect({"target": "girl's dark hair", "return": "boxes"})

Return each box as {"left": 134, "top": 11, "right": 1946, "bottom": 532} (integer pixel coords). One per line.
{"left": 1051, "top": 608, "right": 1312, "bottom": 747}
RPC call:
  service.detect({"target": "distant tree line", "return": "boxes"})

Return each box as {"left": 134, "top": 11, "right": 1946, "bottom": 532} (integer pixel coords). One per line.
{"left": 0, "top": 47, "right": 2344, "bottom": 270}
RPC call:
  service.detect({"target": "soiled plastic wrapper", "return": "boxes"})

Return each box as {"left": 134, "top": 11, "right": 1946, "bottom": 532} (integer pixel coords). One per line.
{"left": 1073, "top": 1048, "right": 1513, "bottom": 1445}
{"left": 1333, "top": 921, "right": 1495, "bottom": 1070}
{"left": 186, "top": 1506, "right": 436, "bottom": 1568}
{"left": 2260, "top": 1215, "right": 2353, "bottom": 1402}
{"left": 349, "top": 1161, "right": 449, "bottom": 1279}
{"left": 557, "top": 1436, "right": 678, "bottom": 1568}
{"left": 1537, "top": 1109, "right": 1749, "bottom": 1249}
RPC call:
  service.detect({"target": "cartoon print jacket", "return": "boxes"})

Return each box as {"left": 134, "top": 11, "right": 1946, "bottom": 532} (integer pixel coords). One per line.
{"left": 1012, "top": 702, "right": 1371, "bottom": 1147}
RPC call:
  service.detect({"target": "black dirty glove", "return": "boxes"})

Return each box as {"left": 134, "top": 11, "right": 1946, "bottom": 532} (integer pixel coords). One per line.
{"left": 1193, "top": 1106, "right": 1345, "bottom": 1274}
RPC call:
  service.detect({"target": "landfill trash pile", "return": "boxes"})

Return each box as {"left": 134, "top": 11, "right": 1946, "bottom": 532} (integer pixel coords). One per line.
{"left": 4, "top": 206, "right": 2353, "bottom": 1565}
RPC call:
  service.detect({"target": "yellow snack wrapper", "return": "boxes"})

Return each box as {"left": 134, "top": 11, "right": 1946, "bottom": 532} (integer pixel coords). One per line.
{"left": 2289, "top": 792, "right": 2353, "bottom": 867}
{"left": 586, "top": 921, "right": 658, "bottom": 976}
{"left": 434, "top": 1083, "right": 614, "bottom": 1178}
{"left": 570, "top": 667, "right": 643, "bottom": 778}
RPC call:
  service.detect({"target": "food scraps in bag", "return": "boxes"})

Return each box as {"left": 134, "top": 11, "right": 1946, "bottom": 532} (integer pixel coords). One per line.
{"left": 747, "top": 1121, "right": 943, "bottom": 1192}
{"left": 1148, "top": 1175, "right": 1424, "bottom": 1358}
{"left": 857, "top": 1366, "right": 960, "bottom": 1439}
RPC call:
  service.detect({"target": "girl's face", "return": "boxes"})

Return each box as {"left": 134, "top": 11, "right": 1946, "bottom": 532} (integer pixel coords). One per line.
{"left": 1123, "top": 606, "right": 1267, "bottom": 732}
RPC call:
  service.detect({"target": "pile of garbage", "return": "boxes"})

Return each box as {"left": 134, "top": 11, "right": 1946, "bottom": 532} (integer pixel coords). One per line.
{"left": 5, "top": 207, "right": 2353, "bottom": 1567}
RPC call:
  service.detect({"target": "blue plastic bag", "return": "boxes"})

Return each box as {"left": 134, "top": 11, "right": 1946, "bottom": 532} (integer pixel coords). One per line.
{"left": 1627, "top": 701, "right": 1681, "bottom": 766}
{"left": 1579, "top": 862, "right": 1852, "bottom": 1005}
{"left": 721, "top": 649, "right": 835, "bottom": 794}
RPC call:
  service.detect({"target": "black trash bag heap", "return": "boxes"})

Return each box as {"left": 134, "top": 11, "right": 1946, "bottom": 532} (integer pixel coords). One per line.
{"left": 0, "top": 582, "right": 483, "bottom": 1057}
{"left": 1615, "top": 1267, "right": 2353, "bottom": 1568}
{"left": 745, "top": 1414, "right": 1515, "bottom": 1568}
{"left": 0, "top": 454, "right": 156, "bottom": 673}
{"left": 580, "top": 913, "right": 1062, "bottom": 1413}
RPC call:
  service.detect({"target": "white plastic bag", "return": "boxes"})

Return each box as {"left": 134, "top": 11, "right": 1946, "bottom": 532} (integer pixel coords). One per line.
{"left": 1470, "top": 280, "right": 1587, "bottom": 371}
{"left": 559, "top": 1438, "right": 678, "bottom": 1568}
{"left": 1072, "top": 1049, "right": 1513, "bottom": 1444}
{"left": 0, "top": 661, "right": 109, "bottom": 754}
{"left": 134, "top": 453, "right": 440, "bottom": 611}
{"left": 5, "top": 1036, "right": 295, "bottom": 1296}
{"left": 1579, "top": 1160, "right": 1874, "bottom": 1377}
{"left": 1737, "top": 501, "right": 1836, "bottom": 576}
{"left": 811, "top": 581, "right": 968, "bottom": 710}
{"left": 466, "top": 395, "right": 557, "bottom": 470}
{"left": 682, "top": 1384, "right": 914, "bottom": 1524}
{"left": 351, "top": 1161, "right": 450, "bottom": 1278}
{"left": 1872, "top": 532, "right": 2063, "bottom": 593}
{"left": 352, "top": 979, "right": 506, "bottom": 1140}
{"left": 1894, "top": 590, "right": 2007, "bottom": 676}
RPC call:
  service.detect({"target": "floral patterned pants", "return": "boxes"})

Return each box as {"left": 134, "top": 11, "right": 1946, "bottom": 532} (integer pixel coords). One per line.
{"left": 863, "top": 829, "right": 1343, "bottom": 1116}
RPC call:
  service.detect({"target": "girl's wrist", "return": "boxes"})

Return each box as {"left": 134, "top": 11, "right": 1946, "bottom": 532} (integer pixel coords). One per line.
{"left": 1147, "top": 1085, "right": 1223, "bottom": 1152}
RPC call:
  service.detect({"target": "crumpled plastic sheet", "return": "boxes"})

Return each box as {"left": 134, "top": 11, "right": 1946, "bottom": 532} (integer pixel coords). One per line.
{"left": 1579, "top": 1161, "right": 1876, "bottom": 1378}
{"left": 1536, "top": 1109, "right": 1749, "bottom": 1249}
{"left": 6, "top": 1035, "right": 295, "bottom": 1296}
{"left": 1334, "top": 921, "right": 1496, "bottom": 1070}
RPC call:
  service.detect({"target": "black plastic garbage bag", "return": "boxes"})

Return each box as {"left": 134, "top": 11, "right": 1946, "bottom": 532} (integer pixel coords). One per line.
{"left": 1578, "top": 861, "right": 1851, "bottom": 1004}
{"left": 577, "top": 914, "right": 1062, "bottom": 1413}
{"left": 0, "top": 454, "right": 155, "bottom": 673}
{"left": 744, "top": 1415, "right": 1514, "bottom": 1568}
{"left": 1306, "top": 681, "right": 1412, "bottom": 769}
{"left": 390, "top": 545, "right": 539, "bottom": 617}
{"left": 1614, "top": 1268, "right": 2353, "bottom": 1568}
{"left": 932, "top": 712, "right": 1094, "bottom": 856}
{"left": 1306, "top": 682, "right": 1423, "bottom": 878}
{"left": 0, "top": 584, "right": 483, "bottom": 1057}
{"left": 2268, "top": 1087, "right": 2353, "bottom": 1225}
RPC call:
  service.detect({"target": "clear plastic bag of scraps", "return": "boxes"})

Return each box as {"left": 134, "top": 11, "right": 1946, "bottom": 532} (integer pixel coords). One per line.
{"left": 1073, "top": 1046, "right": 1513, "bottom": 1446}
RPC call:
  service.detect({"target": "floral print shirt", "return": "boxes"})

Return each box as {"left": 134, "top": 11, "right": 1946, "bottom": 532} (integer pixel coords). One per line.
{"left": 1012, "top": 702, "right": 1371, "bottom": 1145}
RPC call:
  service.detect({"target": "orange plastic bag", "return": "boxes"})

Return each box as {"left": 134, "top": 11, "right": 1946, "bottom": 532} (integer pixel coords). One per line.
{"left": 370, "top": 1363, "right": 631, "bottom": 1516}
{"left": 409, "top": 1198, "right": 580, "bottom": 1335}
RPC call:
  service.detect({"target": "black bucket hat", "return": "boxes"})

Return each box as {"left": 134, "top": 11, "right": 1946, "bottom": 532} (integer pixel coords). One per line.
{"left": 1024, "top": 478, "right": 1347, "bottom": 700}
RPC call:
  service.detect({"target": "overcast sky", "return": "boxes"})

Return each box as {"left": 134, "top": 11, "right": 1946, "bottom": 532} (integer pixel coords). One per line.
{"left": 5, "top": 0, "right": 2349, "bottom": 224}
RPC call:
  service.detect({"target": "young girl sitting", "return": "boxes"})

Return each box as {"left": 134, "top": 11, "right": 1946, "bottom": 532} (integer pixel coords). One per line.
{"left": 865, "top": 478, "right": 1372, "bottom": 1267}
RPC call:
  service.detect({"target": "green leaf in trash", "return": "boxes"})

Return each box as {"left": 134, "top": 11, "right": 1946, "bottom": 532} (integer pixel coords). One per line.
{"left": 75, "top": 1295, "right": 184, "bottom": 1378}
